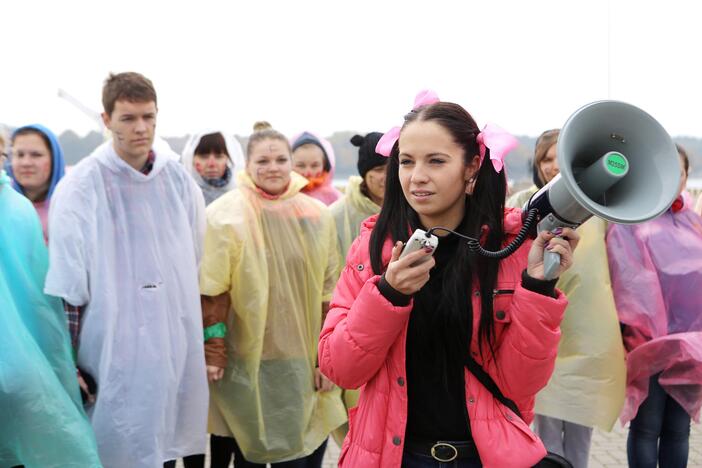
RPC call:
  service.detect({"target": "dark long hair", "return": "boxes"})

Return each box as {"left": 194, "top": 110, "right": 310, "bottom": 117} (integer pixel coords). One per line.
{"left": 369, "top": 102, "right": 507, "bottom": 361}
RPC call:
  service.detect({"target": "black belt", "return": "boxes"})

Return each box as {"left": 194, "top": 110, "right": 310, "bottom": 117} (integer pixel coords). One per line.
{"left": 403, "top": 439, "right": 479, "bottom": 462}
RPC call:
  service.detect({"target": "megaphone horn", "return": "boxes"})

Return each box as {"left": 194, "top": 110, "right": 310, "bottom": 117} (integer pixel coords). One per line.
{"left": 525, "top": 100, "right": 681, "bottom": 278}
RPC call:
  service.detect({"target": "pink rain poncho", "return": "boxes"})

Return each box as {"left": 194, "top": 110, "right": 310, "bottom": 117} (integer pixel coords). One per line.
{"left": 606, "top": 203, "right": 702, "bottom": 424}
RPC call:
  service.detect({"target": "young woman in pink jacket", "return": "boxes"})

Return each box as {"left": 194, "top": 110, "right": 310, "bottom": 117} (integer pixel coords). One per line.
{"left": 318, "top": 92, "right": 579, "bottom": 468}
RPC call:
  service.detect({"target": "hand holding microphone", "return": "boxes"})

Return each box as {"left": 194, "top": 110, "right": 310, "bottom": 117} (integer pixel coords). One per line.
{"left": 384, "top": 235, "right": 437, "bottom": 296}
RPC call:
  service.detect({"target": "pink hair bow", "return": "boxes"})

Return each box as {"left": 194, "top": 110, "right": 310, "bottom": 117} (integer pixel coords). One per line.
{"left": 375, "top": 90, "right": 519, "bottom": 173}
{"left": 375, "top": 89, "right": 440, "bottom": 156}
{"left": 476, "top": 123, "right": 519, "bottom": 173}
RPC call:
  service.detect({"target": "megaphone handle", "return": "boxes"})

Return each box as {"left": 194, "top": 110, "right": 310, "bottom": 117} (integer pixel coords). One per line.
{"left": 543, "top": 250, "right": 561, "bottom": 281}
{"left": 536, "top": 215, "right": 577, "bottom": 281}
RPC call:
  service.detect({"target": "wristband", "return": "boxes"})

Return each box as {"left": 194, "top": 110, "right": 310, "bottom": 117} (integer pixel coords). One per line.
{"left": 204, "top": 322, "right": 227, "bottom": 341}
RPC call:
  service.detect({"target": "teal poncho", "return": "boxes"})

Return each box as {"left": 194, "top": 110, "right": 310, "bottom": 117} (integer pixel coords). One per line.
{"left": 0, "top": 170, "right": 101, "bottom": 467}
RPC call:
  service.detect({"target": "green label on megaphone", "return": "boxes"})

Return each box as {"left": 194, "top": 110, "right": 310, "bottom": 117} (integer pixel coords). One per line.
{"left": 605, "top": 152, "right": 628, "bottom": 175}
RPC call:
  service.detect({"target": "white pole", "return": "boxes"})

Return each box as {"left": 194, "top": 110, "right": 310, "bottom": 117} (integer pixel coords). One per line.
{"left": 607, "top": 0, "right": 612, "bottom": 99}
{"left": 57, "top": 89, "right": 104, "bottom": 131}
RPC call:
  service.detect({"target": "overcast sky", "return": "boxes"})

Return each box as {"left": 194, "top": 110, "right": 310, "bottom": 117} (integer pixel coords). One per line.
{"left": 2, "top": 0, "right": 700, "bottom": 139}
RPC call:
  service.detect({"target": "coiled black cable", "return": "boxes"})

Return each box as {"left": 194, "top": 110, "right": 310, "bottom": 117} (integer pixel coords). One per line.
{"left": 428, "top": 208, "right": 538, "bottom": 260}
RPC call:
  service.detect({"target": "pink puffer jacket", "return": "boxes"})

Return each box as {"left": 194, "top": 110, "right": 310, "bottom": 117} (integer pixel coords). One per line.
{"left": 319, "top": 209, "right": 568, "bottom": 468}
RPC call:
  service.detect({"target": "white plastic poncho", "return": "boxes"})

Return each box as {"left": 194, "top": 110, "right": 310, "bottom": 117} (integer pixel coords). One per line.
{"left": 200, "top": 171, "right": 346, "bottom": 463}
{"left": 507, "top": 187, "right": 626, "bottom": 431}
{"left": 44, "top": 141, "right": 209, "bottom": 468}
{"left": 181, "top": 130, "right": 246, "bottom": 205}
{"left": 0, "top": 172, "right": 102, "bottom": 468}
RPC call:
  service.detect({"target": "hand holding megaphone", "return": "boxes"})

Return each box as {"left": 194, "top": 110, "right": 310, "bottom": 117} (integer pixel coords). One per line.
{"left": 527, "top": 228, "right": 580, "bottom": 281}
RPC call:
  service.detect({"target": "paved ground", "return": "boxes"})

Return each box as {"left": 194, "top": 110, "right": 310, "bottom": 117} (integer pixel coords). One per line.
{"left": 587, "top": 423, "right": 701, "bottom": 468}
{"left": 179, "top": 422, "right": 700, "bottom": 467}
{"left": 321, "top": 422, "right": 702, "bottom": 467}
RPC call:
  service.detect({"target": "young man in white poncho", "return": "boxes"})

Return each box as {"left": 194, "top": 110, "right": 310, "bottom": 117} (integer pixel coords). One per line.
{"left": 45, "top": 72, "right": 208, "bottom": 468}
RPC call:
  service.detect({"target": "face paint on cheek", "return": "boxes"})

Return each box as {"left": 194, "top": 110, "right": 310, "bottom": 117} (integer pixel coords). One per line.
{"left": 113, "top": 130, "right": 125, "bottom": 142}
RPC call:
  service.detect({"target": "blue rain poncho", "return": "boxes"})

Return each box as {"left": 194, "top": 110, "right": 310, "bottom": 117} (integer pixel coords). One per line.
{"left": 0, "top": 170, "right": 101, "bottom": 468}
{"left": 7, "top": 124, "right": 66, "bottom": 199}
{"left": 7, "top": 124, "right": 66, "bottom": 242}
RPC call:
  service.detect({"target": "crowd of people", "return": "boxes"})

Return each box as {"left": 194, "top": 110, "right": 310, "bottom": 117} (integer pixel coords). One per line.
{"left": 0, "top": 72, "right": 700, "bottom": 468}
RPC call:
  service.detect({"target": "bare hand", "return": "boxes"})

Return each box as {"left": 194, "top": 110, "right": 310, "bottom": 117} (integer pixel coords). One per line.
{"left": 384, "top": 241, "right": 436, "bottom": 295}
{"left": 314, "top": 367, "right": 335, "bottom": 392}
{"left": 77, "top": 370, "right": 95, "bottom": 405}
{"left": 527, "top": 228, "right": 580, "bottom": 280}
{"left": 207, "top": 365, "right": 224, "bottom": 383}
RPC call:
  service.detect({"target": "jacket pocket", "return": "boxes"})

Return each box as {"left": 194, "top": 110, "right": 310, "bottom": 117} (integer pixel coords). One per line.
{"left": 492, "top": 288, "right": 514, "bottom": 343}
{"left": 493, "top": 290, "right": 514, "bottom": 322}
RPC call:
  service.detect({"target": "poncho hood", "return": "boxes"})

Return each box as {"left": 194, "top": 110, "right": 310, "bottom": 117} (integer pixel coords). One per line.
{"left": 8, "top": 124, "right": 65, "bottom": 199}
{"left": 181, "top": 130, "right": 245, "bottom": 204}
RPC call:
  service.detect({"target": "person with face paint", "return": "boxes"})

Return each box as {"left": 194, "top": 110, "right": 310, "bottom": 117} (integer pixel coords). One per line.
{"left": 44, "top": 72, "right": 208, "bottom": 468}
{"left": 176, "top": 131, "right": 245, "bottom": 468}
{"left": 7, "top": 124, "right": 66, "bottom": 243}
{"left": 291, "top": 131, "right": 342, "bottom": 205}
{"left": 0, "top": 165, "right": 102, "bottom": 467}
{"left": 198, "top": 122, "right": 345, "bottom": 468}
{"left": 181, "top": 130, "right": 246, "bottom": 206}
{"left": 506, "top": 129, "right": 626, "bottom": 468}
{"left": 319, "top": 91, "right": 580, "bottom": 467}
{"left": 607, "top": 145, "right": 702, "bottom": 468}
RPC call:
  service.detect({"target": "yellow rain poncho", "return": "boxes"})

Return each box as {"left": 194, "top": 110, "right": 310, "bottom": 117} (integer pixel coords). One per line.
{"left": 506, "top": 185, "right": 538, "bottom": 211}
{"left": 328, "top": 175, "right": 380, "bottom": 443}
{"left": 200, "top": 171, "right": 346, "bottom": 463}
{"left": 330, "top": 175, "right": 381, "bottom": 268}
{"left": 507, "top": 187, "right": 626, "bottom": 430}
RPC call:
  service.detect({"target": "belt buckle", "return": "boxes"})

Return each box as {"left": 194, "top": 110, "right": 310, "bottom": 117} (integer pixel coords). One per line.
{"left": 431, "top": 442, "right": 458, "bottom": 462}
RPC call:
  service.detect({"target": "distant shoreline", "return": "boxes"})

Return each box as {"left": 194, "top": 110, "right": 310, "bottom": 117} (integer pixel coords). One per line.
{"left": 334, "top": 177, "right": 702, "bottom": 190}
